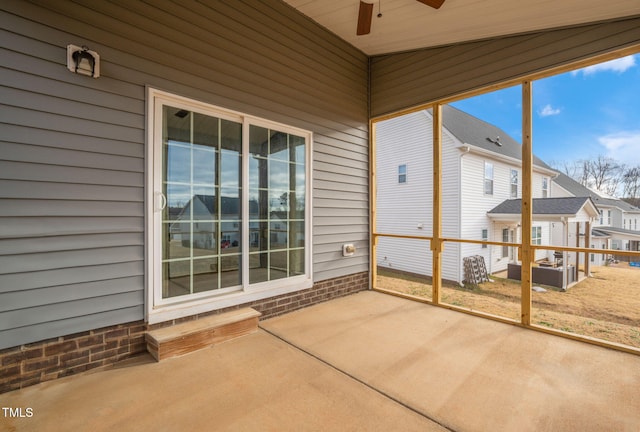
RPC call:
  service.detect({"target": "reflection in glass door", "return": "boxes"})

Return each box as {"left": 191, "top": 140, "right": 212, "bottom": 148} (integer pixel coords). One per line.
{"left": 161, "top": 106, "right": 242, "bottom": 299}
{"left": 248, "top": 125, "right": 306, "bottom": 284}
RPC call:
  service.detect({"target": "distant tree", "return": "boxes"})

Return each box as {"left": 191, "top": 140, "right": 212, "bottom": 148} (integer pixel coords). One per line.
{"left": 578, "top": 159, "right": 592, "bottom": 188}
{"left": 551, "top": 155, "right": 626, "bottom": 197}
{"left": 550, "top": 159, "right": 584, "bottom": 181}
{"left": 622, "top": 197, "right": 640, "bottom": 208}
{"left": 622, "top": 166, "right": 640, "bottom": 199}
{"left": 552, "top": 158, "right": 588, "bottom": 186}
{"left": 588, "top": 155, "right": 624, "bottom": 197}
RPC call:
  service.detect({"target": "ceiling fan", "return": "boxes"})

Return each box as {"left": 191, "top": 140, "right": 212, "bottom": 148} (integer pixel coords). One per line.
{"left": 357, "top": 0, "right": 446, "bottom": 35}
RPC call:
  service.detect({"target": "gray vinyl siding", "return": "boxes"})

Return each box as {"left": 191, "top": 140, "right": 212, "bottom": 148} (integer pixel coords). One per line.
{"left": 370, "top": 16, "right": 640, "bottom": 118}
{"left": 0, "top": 0, "right": 368, "bottom": 349}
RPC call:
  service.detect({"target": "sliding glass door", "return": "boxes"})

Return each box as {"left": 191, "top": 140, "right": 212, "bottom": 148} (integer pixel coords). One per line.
{"left": 149, "top": 89, "right": 312, "bottom": 312}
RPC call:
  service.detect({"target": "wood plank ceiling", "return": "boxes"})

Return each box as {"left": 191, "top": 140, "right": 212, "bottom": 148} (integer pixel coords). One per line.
{"left": 283, "top": 0, "right": 640, "bottom": 55}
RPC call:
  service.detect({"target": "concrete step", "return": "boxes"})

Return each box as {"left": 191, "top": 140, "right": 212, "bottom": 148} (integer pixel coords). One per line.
{"left": 145, "top": 308, "right": 261, "bottom": 361}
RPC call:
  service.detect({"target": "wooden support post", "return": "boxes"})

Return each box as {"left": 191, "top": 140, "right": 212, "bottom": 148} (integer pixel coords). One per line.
{"left": 575, "top": 222, "right": 580, "bottom": 281}
{"left": 563, "top": 220, "right": 569, "bottom": 290}
{"left": 585, "top": 221, "right": 591, "bottom": 276}
{"left": 521, "top": 82, "right": 533, "bottom": 325}
{"left": 370, "top": 119, "right": 377, "bottom": 290}
{"left": 431, "top": 104, "right": 443, "bottom": 304}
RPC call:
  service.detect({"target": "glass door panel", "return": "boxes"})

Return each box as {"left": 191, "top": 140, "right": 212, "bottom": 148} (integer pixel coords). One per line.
{"left": 248, "top": 126, "right": 306, "bottom": 284}
{"left": 161, "top": 106, "right": 242, "bottom": 299}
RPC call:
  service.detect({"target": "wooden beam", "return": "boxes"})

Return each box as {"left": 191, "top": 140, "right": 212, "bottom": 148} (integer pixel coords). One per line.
{"left": 431, "top": 104, "right": 442, "bottom": 304}
{"left": 370, "top": 119, "right": 377, "bottom": 290}
{"left": 521, "top": 82, "right": 533, "bottom": 325}
{"left": 373, "top": 232, "right": 433, "bottom": 241}
{"left": 585, "top": 221, "right": 591, "bottom": 276}
{"left": 564, "top": 220, "right": 569, "bottom": 290}
{"left": 575, "top": 222, "right": 580, "bottom": 281}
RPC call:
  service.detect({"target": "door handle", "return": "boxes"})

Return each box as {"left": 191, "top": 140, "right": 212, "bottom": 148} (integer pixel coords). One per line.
{"left": 157, "top": 192, "right": 167, "bottom": 211}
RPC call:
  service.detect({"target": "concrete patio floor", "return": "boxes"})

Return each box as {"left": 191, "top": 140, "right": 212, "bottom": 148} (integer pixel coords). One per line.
{"left": 3, "top": 290, "right": 640, "bottom": 431}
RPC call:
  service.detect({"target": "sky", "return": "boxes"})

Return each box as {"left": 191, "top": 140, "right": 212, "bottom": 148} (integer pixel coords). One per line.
{"left": 450, "top": 54, "right": 640, "bottom": 168}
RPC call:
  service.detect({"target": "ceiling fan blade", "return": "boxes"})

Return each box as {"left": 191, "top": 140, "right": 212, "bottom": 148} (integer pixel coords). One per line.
{"left": 356, "top": 1, "right": 374, "bottom": 35}
{"left": 416, "top": 0, "right": 446, "bottom": 9}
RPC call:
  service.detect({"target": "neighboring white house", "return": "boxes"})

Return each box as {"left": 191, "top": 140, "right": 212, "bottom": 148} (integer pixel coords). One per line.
{"left": 552, "top": 173, "right": 640, "bottom": 261}
{"left": 376, "top": 106, "right": 599, "bottom": 286}
{"left": 171, "top": 194, "right": 296, "bottom": 252}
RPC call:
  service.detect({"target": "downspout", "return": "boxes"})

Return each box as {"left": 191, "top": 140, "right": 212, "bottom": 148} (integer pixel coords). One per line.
{"left": 458, "top": 145, "right": 471, "bottom": 286}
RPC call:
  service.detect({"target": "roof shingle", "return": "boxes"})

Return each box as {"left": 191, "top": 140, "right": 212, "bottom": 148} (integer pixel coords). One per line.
{"left": 488, "top": 197, "right": 597, "bottom": 215}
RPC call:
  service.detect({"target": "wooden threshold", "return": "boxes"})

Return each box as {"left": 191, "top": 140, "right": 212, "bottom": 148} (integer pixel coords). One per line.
{"left": 145, "top": 308, "right": 261, "bottom": 361}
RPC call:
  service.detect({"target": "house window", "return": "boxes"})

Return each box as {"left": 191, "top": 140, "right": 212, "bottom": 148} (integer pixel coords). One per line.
{"left": 542, "top": 177, "right": 548, "bottom": 198}
{"left": 481, "top": 229, "right": 488, "bottom": 248}
{"left": 484, "top": 162, "right": 493, "bottom": 195}
{"left": 398, "top": 164, "right": 407, "bottom": 184}
{"left": 599, "top": 210, "right": 603, "bottom": 225}
{"left": 532, "top": 226, "right": 542, "bottom": 245}
{"left": 510, "top": 169, "right": 518, "bottom": 198}
{"left": 148, "top": 89, "right": 311, "bottom": 318}
{"left": 607, "top": 210, "right": 611, "bottom": 225}
{"left": 502, "top": 228, "right": 509, "bottom": 257}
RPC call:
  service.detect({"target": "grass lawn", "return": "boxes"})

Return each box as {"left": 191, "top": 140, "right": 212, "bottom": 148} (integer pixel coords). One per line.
{"left": 376, "top": 264, "right": 640, "bottom": 348}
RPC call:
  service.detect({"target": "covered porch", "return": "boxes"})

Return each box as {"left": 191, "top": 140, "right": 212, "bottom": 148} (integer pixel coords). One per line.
{"left": 595, "top": 227, "right": 640, "bottom": 258}
{"left": 3, "top": 291, "right": 639, "bottom": 432}
{"left": 488, "top": 197, "right": 599, "bottom": 289}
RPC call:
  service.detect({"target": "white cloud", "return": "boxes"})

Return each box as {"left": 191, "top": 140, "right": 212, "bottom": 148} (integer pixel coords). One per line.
{"left": 538, "top": 104, "right": 561, "bottom": 117}
{"left": 598, "top": 131, "right": 640, "bottom": 165}
{"left": 572, "top": 55, "right": 636, "bottom": 76}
